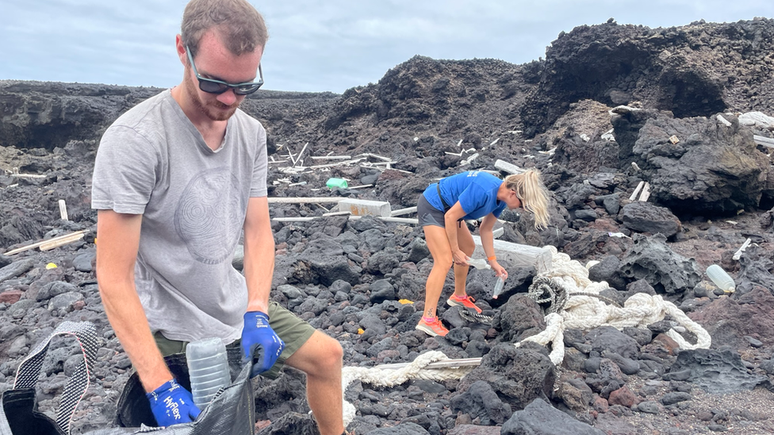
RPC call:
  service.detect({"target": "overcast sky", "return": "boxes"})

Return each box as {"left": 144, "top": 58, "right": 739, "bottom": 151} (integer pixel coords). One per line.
{"left": 2, "top": 1, "right": 772, "bottom": 94}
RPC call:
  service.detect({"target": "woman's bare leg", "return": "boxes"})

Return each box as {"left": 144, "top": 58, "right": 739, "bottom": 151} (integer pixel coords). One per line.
{"left": 422, "top": 225, "right": 453, "bottom": 318}
{"left": 453, "top": 221, "right": 475, "bottom": 298}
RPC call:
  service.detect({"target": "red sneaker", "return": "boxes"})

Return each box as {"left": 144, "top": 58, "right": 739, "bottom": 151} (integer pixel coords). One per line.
{"left": 447, "top": 294, "right": 483, "bottom": 314}
{"left": 415, "top": 317, "right": 449, "bottom": 337}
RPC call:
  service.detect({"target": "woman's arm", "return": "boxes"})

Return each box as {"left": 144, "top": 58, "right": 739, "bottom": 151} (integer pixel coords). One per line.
{"left": 444, "top": 202, "right": 470, "bottom": 265}
{"left": 479, "top": 213, "right": 507, "bottom": 279}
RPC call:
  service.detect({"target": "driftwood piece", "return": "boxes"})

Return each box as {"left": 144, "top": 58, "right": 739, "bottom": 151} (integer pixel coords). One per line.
{"left": 11, "top": 173, "right": 46, "bottom": 179}
{"left": 754, "top": 135, "right": 774, "bottom": 149}
{"left": 391, "top": 207, "right": 417, "bottom": 217}
{"left": 267, "top": 197, "right": 345, "bottom": 204}
{"left": 494, "top": 159, "right": 525, "bottom": 175}
{"left": 272, "top": 216, "right": 419, "bottom": 225}
{"left": 310, "top": 155, "right": 352, "bottom": 160}
{"left": 294, "top": 142, "right": 309, "bottom": 167}
{"left": 59, "top": 199, "right": 69, "bottom": 221}
{"left": 639, "top": 182, "right": 651, "bottom": 202}
{"left": 629, "top": 181, "right": 645, "bottom": 201}
{"left": 4, "top": 230, "right": 87, "bottom": 256}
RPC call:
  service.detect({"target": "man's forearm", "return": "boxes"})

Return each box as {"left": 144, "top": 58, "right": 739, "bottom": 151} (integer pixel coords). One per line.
{"left": 99, "top": 280, "right": 172, "bottom": 393}
{"left": 243, "top": 232, "right": 275, "bottom": 313}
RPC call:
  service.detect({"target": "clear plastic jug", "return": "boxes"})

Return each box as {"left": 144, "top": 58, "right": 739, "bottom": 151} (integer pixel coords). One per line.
{"left": 467, "top": 257, "right": 491, "bottom": 270}
{"left": 186, "top": 338, "right": 230, "bottom": 409}
{"left": 706, "top": 265, "right": 735, "bottom": 293}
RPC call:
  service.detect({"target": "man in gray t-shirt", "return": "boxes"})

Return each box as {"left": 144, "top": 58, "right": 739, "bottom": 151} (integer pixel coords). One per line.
{"left": 91, "top": 1, "right": 344, "bottom": 433}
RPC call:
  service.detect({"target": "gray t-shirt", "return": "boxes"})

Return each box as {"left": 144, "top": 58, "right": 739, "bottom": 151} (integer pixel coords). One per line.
{"left": 92, "top": 90, "right": 268, "bottom": 343}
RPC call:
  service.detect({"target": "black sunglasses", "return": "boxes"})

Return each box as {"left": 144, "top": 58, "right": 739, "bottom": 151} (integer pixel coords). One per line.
{"left": 186, "top": 45, "right": 263, "bottom": 95}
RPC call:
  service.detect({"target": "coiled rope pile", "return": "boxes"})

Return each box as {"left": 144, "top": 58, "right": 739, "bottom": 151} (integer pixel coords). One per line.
{"left": 518, "top": 246, "right": 711, "bottom": 365}
{"left": 340, "top": 246, "right": 711, "bottom": 426}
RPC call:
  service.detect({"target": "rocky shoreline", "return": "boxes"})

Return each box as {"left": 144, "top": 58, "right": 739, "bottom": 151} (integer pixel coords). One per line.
{"left": 3, "top": 17, "right": 774, "bottom": 435}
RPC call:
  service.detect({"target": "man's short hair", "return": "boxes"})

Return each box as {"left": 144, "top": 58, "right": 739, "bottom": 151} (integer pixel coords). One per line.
{"left": 181, "top": 0, "right": 268, "bottom": 57}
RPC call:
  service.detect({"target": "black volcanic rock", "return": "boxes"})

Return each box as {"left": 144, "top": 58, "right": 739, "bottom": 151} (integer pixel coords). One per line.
{"left": 4, "top": 17, "right": 774, "bottom": 435}
{"left": 520, "top": 18, "right": 774, "bottom": 136}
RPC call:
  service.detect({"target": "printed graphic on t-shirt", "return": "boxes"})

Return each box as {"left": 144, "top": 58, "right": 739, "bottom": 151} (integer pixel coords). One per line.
{"left": 174, "top": 167, "right": 245, "bottom": 265}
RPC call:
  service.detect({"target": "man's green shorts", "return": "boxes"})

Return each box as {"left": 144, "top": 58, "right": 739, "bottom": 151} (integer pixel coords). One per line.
{"left": 153, "top": 300, "right": 315, "bottom": 379}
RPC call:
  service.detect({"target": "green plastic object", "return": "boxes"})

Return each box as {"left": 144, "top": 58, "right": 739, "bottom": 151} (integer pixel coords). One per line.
{"left": 326, "top": 178, "right": 348, "bottom": 189}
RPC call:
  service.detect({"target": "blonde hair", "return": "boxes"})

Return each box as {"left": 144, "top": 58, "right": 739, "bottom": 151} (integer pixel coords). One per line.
{"left": 182, "top": 0, "right": 268, "bottom": 57}
{"left": 503, "top": 169, "right": 551, "bottom": 230}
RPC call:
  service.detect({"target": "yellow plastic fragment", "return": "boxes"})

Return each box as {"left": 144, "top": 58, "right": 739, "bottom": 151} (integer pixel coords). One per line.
{"left": 357, "top": 328, "right": 364, "bottom": 335}
{"left": 46, "top": 263, "right": 58, "bottom": 269}
{"left": 398, "top": 299, "right": 414, "bottom": 305}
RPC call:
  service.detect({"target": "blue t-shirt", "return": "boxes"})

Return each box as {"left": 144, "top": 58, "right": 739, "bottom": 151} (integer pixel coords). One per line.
{"left": 423, "top": 171, "right": 506, "bottom": 220}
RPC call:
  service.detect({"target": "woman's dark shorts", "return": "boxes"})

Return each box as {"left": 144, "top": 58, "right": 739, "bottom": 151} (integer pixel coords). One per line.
{"left": 418, "top": 194, "right": 446, "bottom": 228}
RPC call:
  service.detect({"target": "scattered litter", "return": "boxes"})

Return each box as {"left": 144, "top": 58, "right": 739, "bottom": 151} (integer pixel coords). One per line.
{"left": 717, "top": 114, "right": 732, "bottom": 127}
{"left": 639, "top": 182, "right": 651, "bottom": 202}
{"left": 732, "top": 238, "right": 752, "bottom": 261}
{"left": 326, "top": 178, "right": 348, "bottom": 189}
{"left": 706, "top": 264, "right": 735, "bottom": 293}
{"left": 46, "top": 263, "right": 58, "bottom": 269}
{"left": 629, "top": 181, "right": 650, "bottom": 201}
{"left": 467, "top": 257, "right": 491, "bottom": 270}
{"left": 58, "top": 199, "right": 68, "bottom": 221}
{"left": 4, "top": 230, "right": 87, "bottom": 256}
{"left": 580, "top": 134, "right": 590, "bottom": 142}
{"left": 608, "top": 232, "right": 631, "bottom": 238}
{"left": 669, "top": 135, "right": 680, "bottom": 144}
{"left": 494, "top": 159, "right": 525, "bottom": 175}
{"left": 739, "top": 111, "right": 774, "bottom": 129}
{"left": 631, "top": 162, "right": 641, "bottom": 171}
{"left": 398, "top": 299, "right": 414, "bottom": 305}
{"left": 310, "top": 155, "right": 352, "bottom": 160}
{"left": 601, "top": 129, "right": 616, "bottom": 142}
{"left": 460, "top": 153, "right": 479, "bottom": 166}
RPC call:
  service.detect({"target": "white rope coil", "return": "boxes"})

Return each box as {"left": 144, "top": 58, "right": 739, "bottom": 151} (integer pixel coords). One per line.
{"left": 338, "top": 246, "right": 711, "bottom": 426}
{"left": 518, "top": 246, "right": 711, "bottom": 365}
{"left": 340, "top": 350, "right": 474, "bottom": 425}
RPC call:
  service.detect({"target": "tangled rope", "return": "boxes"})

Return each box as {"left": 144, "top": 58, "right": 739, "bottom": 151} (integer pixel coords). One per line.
{"left": 341, "top": 350, "right": 475, "bottom": 426}
{"left": 516, "top": 246, "right": 711, "bottom": 365}
{"left": 338, "top": 246, "right": 711, "bottom": 426}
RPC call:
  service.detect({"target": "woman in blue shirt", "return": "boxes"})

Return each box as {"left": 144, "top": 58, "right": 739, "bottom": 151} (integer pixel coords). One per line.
{"left": 415, "top": 169, "right": 551, "bottom": 337}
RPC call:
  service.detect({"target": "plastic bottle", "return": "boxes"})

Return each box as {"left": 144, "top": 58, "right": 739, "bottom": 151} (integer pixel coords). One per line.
{"left": 466, "top": 257, "right": 491, "bottom": 270}
{"left": 186, "top": 337, "right": 231, "bottom": 409}
{"left": 706, "top": 264, "right": 735, "bottom": 293}
{"left": 326, "top": 178, "right": 348, "bottom": 189}
{"left": 492, "top": 276, "right": 506, "bottom": 299}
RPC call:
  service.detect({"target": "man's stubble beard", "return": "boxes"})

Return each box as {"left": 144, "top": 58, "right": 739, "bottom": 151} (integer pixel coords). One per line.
{"left": 184, "top": 70, "right": 239, "bottom": 121}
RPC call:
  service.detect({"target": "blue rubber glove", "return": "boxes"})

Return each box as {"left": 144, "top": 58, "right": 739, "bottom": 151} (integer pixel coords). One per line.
{"left": 241, "top": 311, "right": 285, "bottom": 378}
{"left": 145, "top": 379, "right": 201, "bottom": 427}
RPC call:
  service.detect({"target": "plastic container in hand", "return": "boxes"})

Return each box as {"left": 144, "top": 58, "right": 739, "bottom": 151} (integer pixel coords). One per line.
{"left": 467, "top": 257, "right": 491, "bottom": 270}
{"left": 186, "top": 338, "right": 230, "bottom": 409}
{"left": 492, "top": 276, "right": 505, "bottom": 299}
{"left": 706, "top": 265, "right": 735, "bottom": 293}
